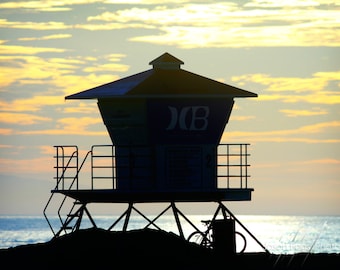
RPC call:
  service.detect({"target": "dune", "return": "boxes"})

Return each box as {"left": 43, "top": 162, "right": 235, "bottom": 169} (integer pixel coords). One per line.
{"left": 0, "top": 228, "right": 339, "bottom": 269}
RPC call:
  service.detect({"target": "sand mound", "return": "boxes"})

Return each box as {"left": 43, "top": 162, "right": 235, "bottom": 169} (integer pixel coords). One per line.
{"left": 0, "top": 228, "right": 339, "bottom": 269}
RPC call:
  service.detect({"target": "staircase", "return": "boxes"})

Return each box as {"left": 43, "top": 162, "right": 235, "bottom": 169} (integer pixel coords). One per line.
{"left": 43, "top": 146, "right": 93, "bottom": 237}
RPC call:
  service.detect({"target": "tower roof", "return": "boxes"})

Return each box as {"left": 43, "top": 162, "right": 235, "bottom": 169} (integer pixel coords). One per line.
{"left": 65, "top": 53, "right": 257, "bottom": 99}
{"left": 149, "top": 52, "right": 184, "bottom": 70}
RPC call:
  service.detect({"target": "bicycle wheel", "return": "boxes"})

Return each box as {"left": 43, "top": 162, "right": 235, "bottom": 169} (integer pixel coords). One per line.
{"left": 235, "top": 231, "right": 247, "bottom": 253}
{"left": 187, "top": 231, "right": 212, "bottom": 248}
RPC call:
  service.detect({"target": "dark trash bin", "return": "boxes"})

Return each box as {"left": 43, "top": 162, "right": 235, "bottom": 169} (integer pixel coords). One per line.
{"left": 212, "top": 219, "right": 236, "bottom": 254}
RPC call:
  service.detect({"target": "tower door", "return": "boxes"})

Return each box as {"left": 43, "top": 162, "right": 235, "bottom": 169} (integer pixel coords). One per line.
{"left": 165, "top": 146, "right": 202, "bottom": 190}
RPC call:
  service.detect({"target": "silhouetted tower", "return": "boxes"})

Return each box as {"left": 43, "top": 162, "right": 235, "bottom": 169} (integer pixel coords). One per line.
{"left": 44, "top": 53, "right": 268, "bottom": 254}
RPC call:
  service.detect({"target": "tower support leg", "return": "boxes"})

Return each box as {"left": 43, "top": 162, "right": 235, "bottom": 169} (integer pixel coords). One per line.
{"left": 171, "top": 201, "right": 184, "bottom": 239}
{"left": 217, "top": 201, "right": 270, "bottom": 253}
{"left": 123, "top": 202, "right": 133, "bottom": 231}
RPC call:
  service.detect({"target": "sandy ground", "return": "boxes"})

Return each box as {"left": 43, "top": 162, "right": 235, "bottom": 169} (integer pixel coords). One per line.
{"left": 0, "top": 228, "right": 339, "bottom": 269}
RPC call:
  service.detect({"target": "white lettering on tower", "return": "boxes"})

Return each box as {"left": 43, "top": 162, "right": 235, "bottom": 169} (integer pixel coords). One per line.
{"left": 166, "top": 106, "right": 209, "bottom": 131}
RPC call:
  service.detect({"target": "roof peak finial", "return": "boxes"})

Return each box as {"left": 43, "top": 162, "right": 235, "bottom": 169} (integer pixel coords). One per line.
{"left": 149, "top": 52, "right": 184, "bottom": 70}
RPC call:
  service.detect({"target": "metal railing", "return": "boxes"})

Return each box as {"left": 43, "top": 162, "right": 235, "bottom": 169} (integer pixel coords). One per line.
{"left": 53, "top": 145, "right": 78, "bottom": 190}
{"left": 217, "top": 144, "right": 250, "bottom": 189}
{"left": 91, "top": 145, "right": 115, "bottom": 189}
{"left": 52, "top": 144, "right": 251, "bottom": 191}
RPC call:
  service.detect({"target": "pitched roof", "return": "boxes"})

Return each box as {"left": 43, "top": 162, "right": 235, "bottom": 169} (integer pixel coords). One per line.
{"left": 65, "top": 52, "right": 257, "bottom": 99}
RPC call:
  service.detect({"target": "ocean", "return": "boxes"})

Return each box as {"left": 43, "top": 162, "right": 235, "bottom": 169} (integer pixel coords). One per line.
{"left": 1, "top": 215, "right": 339, "bottom": 254}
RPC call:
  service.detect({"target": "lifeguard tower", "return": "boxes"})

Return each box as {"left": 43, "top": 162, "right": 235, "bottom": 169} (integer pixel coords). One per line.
{"left": 44, "top": 53, "right": 267, "bottom": 253}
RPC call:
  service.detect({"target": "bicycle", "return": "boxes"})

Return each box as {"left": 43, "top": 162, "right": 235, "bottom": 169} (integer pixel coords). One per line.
{"left": 187, "top": 219, "right": 247, "bottom": 253}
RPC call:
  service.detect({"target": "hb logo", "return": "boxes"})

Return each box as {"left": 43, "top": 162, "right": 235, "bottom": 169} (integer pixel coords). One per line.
{"left": 166, "top": 106, "right": 210, "bottom": 131}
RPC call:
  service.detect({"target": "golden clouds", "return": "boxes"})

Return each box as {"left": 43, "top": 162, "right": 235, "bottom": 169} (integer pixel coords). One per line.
{"left": 18, "top": 34, "right": 72, "bottom": 41}
{"left": 0, "top": 128, "right": 13, "bottom": 135}
{"left": 245, "top": 0, "right": 339, "bottom": 8}
{"left": 279, "top": 109, "right": 328, "bottom": 117}
{"left": 230, "top": 115, "right": 256, "bottom": 121}
{"left": 83, "top": 63, "right": 129, "bottom": 73}
{"left": 0, "top": 19, "right": 70, "bottom": 30}
{"left": 0, "top": 96, "right": 64, "bottom": 112}
{"left": 1, "top": 1, "right": 338, "bottom": 47}
{"left": 258, "top": 92, "right": 340, "bottom": 104}
{"left": 0, "top": 1, "right": 101, "bottom": 12}
{"left": 0, "top": 38, "right": 127, "bottom": 137}
{"left": 19, "top": 117, "right": 106, "bottom": 136}
{"left": 0, "top": 157, "right": 53, "bottom": 174}
{"left": 233, "top": 74, "right": 328, "bottom": 92}
{"left": 232, "top": 71, "right": 340, "bottom": 105}
{"left": 61, "top": 102, "right": 98, "bottom": 114}
{"left": 222, "top": 121, "right": 340, "bottom": 143}
{"left": 85, "top": 2, "right": 340, "bottom": 48}
{"left": 0, "top": 41, "right": 66, "bottom": 55}
{"left": 0, "top": 113, "right": 51, "bottom": 125}
{"left": 56, "top": 117, "right": 102, "bottom": 133}
{"left": 0, "top": 45, "right": 127, "bottom": 102}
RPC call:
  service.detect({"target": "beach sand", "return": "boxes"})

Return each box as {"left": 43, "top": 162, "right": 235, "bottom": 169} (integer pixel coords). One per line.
{"left": 0, "top": 228, "right": 339, "bottom": 269}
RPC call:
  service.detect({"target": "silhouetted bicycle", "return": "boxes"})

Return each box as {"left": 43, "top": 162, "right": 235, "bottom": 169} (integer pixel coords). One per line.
{"left": 187, "top": 219, "right": 247, "bottom": 253}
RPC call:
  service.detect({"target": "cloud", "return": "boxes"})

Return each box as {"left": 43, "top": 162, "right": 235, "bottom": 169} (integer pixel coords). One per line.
{"left": 230, "top": 115, "right": 256, "bottom": 121}
{"left": 1, "top": 2, "right": 338, "bottom": 47}
{"left": 16, "top": 117, "right": 106, "bottom": 136}
{"left": 222, "top": 121, "right": 340, "bottom": 143}
{"left": 287, "top": 158, "right": 340, "bottom": 177}
{"left": 76, "top": 22, "right": 151, "bottom": 31}
{"left": 279, "top": 109, "right": 328, "bottom": 117}
{"left": 258, "top": 92, "right": 340, "bottom": 104}
{"left": 0, "top": 0, "right": 107, "bottom": 12}
{"left": 0, "top": 144, "right": 12, "bottom": 148}
{"left": 85, "top": 3, "right": 340, "bottom": 48}
{"left": 0, "top": 113, "right": 52, "bottom": 125}
{"left": 0, "top": 0, "right": 236, "bottom": 12}
{"left": 0, "top": 51, "right": 126, "bottom": 97}
{"left": 0, "top": 0, "right": 194, "bottom": 13}
{"left": 0, "top": 157, "right": 53, "bottom": 174}
{"left": 0, "top": 40, "right": 66, "bottom": 55}
{"left": 297, "top": 158, "right": 340, "bottom": 165}
{"left": 83, "top": 63, "right": 129, "bottom": 73}
{"left": 0, "top": 19, "right": 70, "bottom": 30}
{"left": 245, "top": 0, "right": 339, "bottom": 8}
{"left": 61, "top": 102, "right": 98, "bottom": 114}
{"left": 0, "top": 96, "right": 65, "bottom": 112}
{"left": 0, "top": 128, "right": 13, "bottom": 135}
{"left": 0, "top": 54, "right": 83, "bottom": 89}
{"left": 57, "top": 116, "right": 101, "bottom": 131}
{"left": 39, "top": 145, "right": 56, "bottom": 155}
{"left": 18, "top": 34, "right": 72, "bottom": 41}
{"left": 56, "top": 73, "right": 121, "bottom": 97}
{"left": 232, "top": 73, "right": 334, "bottom": 92}
{"left": 232, "top": 71, "right": 340, "bottom": 105}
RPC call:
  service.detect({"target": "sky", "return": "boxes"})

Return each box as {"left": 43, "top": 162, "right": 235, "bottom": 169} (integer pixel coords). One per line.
{"left": 0, "top": 0, "right": 339, "bottom": 217}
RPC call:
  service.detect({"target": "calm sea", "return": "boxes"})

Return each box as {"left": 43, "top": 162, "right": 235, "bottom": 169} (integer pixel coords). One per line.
{"left": 0, "top": 215, "right": 339, "bottom": 254}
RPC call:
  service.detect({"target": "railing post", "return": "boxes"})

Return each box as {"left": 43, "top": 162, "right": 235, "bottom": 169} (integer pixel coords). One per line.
{"left": 245, "top": 144, "right": 248, "bottom": 188}
{"left": 61, "top": 146, "right": 65, "bottom": 190}
{"left": 91, "top": 145, "right": 94, "bottom": 190}
{"left": 55, "top": 146, "right": 59, "bottom": 190}
{"left": 240, "top": 144, "right": 243, "bottom": 188}
{"left": 75, "top": 146, "right": 78, "bottom": 190}
{"left": 112, "top": 145, "right": 115, "bottom": 189}
{"left": 227, "top": 144, "right": 230, "bottom": 188}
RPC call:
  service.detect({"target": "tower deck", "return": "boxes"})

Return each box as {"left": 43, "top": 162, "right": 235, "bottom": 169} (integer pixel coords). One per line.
{"left": 52, "top": 188, "right": 253, "bottom": 203}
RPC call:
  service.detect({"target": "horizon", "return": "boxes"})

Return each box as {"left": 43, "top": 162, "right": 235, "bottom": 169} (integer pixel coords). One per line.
{"left": 1, "top": 0, "right": 339, "bottom": 216}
